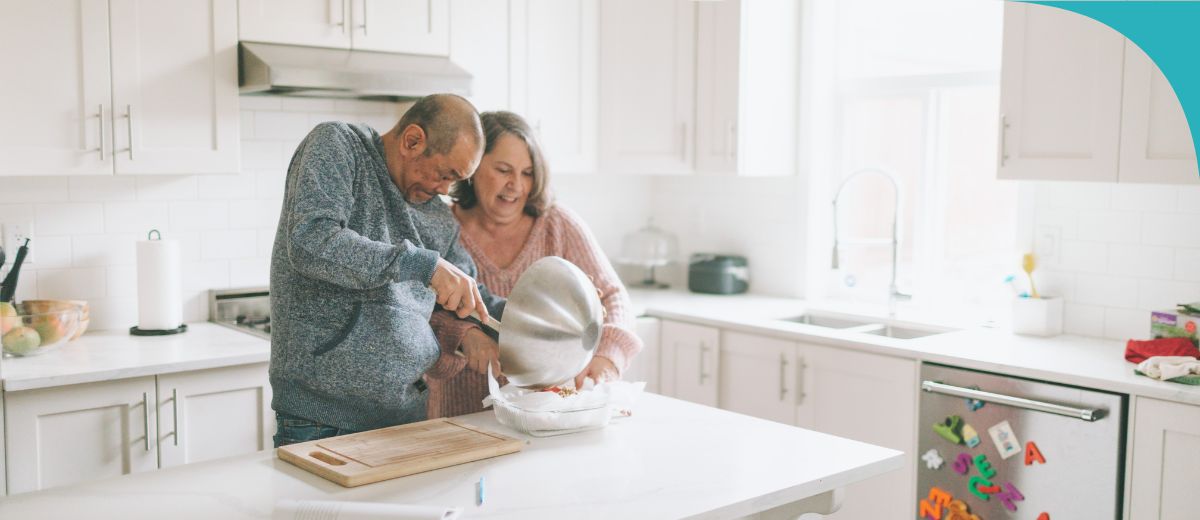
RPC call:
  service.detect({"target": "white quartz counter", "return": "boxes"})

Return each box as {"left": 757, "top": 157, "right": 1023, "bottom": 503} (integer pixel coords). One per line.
{"left": 0, "top": 393, "right": 904, "bottom": 519}
{"left": 631, "top": 289, "right": 1200, "bottom": 407}
{"left": 0, "top": 323, "right": 268, "bottom": 392}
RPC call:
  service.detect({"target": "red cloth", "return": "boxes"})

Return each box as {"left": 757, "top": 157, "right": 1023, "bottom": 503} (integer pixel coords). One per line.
{"left": 1125, "top": 337, "right": 1200, "bottom": 363}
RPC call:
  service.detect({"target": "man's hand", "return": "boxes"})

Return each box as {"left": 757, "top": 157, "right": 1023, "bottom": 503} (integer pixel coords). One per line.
{"left": 573, "top": 356, "right": 619, "bottom": 389}
{"left": 429, "top": 257, "right": 489, "bottom": 323}
{"left": 461, "top": 328, "right": 501, "bottom": 376}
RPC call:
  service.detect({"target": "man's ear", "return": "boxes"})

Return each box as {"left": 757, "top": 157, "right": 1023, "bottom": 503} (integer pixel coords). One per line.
{"left": 399, "top": 124, "right": 427, "bottom": 156}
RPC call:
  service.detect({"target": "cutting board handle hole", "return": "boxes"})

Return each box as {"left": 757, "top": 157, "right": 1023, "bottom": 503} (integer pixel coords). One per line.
{"left": 310, "top": 452, "right": 347, "bottom": 466}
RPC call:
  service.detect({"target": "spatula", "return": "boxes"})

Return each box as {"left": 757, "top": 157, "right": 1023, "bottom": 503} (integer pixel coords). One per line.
{"left": 1022, "top": 252, "right": 1039, "bottom": 299}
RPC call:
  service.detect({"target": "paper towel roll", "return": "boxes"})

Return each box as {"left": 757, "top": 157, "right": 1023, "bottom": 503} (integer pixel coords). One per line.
{"left": 136, "top": 230, "right": 182, "bottom": 330}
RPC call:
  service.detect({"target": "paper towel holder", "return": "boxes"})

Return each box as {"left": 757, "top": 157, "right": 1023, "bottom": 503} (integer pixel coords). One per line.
{"left": 130, "top": 229, "right": 187, "bottom": 336}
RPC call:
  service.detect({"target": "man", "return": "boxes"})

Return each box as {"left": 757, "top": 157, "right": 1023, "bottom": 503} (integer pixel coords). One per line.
{"left": 269, "top": 94, "right": 504, "bottom": 446}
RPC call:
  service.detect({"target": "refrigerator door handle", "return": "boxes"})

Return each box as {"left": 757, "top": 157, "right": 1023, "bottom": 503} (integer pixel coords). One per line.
{"left": 921, "top": 380, "right": 1105, "bottom": 422}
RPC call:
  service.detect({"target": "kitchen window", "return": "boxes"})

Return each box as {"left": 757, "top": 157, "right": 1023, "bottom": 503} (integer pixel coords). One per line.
{"left": 805, "top": 0, "right": 1014, "bottom": 319}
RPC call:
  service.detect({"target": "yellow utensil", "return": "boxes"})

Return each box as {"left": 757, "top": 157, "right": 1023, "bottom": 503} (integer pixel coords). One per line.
{"left": 1022, "top": 253, "right": 1039, "bottom": 299}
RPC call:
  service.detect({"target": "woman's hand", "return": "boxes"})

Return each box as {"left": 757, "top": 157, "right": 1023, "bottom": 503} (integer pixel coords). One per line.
{"left": 461, "top": 327, "right": 501, "bottom": 377}
{"left": 573, "top": 356, "right": 618, "bottom": 389}
{"left": 430, "top": 257, "right": 489, "bottom": 322}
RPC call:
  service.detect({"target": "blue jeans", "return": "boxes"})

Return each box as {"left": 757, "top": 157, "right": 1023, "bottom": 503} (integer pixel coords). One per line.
{"left": 273, "top": 412, "right": 360, "bottom": 448}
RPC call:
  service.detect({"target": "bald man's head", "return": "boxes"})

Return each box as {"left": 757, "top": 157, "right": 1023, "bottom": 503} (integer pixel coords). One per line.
{"left": 394, "top": 94, "right": 483, "bottom": 157}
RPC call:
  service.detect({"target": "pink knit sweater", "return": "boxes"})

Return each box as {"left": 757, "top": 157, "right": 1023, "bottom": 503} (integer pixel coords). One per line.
{"left": 425, "top": 204, "right": 642, "bottom": 419}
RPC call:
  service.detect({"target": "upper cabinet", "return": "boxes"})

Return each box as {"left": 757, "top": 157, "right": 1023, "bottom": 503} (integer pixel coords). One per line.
{"left": 999, "top": 2, "right": 1197, "bottom": 184}
{"left": 0, "top": 0, "right": 240, "bottom": 177}
{"left": 598, "top": 0, "right": 799, "bottom": 176}
{"left": 239, "top": 0, "right": 450, "bottom": 56}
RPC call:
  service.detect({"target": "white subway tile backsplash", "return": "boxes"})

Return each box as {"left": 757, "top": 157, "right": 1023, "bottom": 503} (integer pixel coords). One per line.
{"left": 197, "top": 174, "right": 256, "bottom": 200}
{"left": 73, "top": 234, "right": 138, "bottom": 267}
{"left": 1104, "top": 307, "right": 1150, "bottom": 340}
{"left": 68, "top": 176, "right": 137, "bottom": 202}
{"left": 1142, "top": 212, "right": 1200, "bottom": 247}
{"left": 37, "top": 267, "right": 106, "bottom": 299}
{"left": 1032, "top": 208, "right": 1079, "bottom": 240}
{"left": 1043, "top": 182, "right": 1111, "bottom": 210}
{"left": 1111, "top": 184, "right": 1178, "bottom": 212}
{"left": 35, "top": 203, "right": 104, "bottom": 235}
{"left": 1, "top": 266, "right": 38, "bottom": 301}
{"left": 229, "top": 200, "right": 259, "bottom": 228}
{"left": 173, "top": 231, "right": 202, "bottom": 262}
{"left": 104, "top": 202, "right": 170, "bottom": 234}
{"left": 1139, "top": 279, "right": 1200, "bottom": 311}
{"left": 182, "top": 261, "right": 231, "bottom": 293}
{"left": 88, "top": 297, "right": 138, "bottom": 331}
{"left": 229, "top": 257, "right": 270, "bottom": 287}
{"left": 1036, "top": 270, "right": 1074, "bottom": 300}
{"left": 1073, "top": 273, "right": 1139, "bottom": 307}
{"left": 1177, "top": 186, "right": 1200, "bottom": 213}
{"left": 1060, "top": 240, "right": 1108, "bottom": 273}
{"left": 1176, "top": 249, "right": 1200, "bottom": 282}
{"left": 105, "top": 264, "right": 139, "bottom": 299}
{"left": 1063, "top": 303, "right": 1105, "bottom": 337}
{"left": 32, "top": 236, "right": 72, "bottom": 268}
{"left": 239, "top": 111, "right": 256, "bottom": 140}
{"left": 1107, "top": 244, "right": 1174, "bottom": 278}
{"left": 201, "top": 229, "right": 257, "bottom": 260}
{"left": 281, "top": 97, "right": 336, "bottom": 112}
{"left": 135, "top": 176, "right": 198, "bottom": 201}
{"left": 257, "top": 228, "right": 277, "bottom": 258}
{"left": 170, "top": 201, "right": 230, "bottom": 231}
{"left": 238, "top": 96, "right": 282, "bottom": 110}
{"left": 256, "top": 171, "right": 287, "bottom": 199}
{"left": 0, "top": 177, "right": 70, "bottom": 203}
{"left": 1076, "top": 210, "right": 1140, "bottom": 243}
{"left": 241, "top": 141, "right": 285, "bottom": 171}
{"left": 255, "top": 111, "right": 311, "bottom": 141}
{"left": 0, "top": 203, "right": 34, "bottom": 222}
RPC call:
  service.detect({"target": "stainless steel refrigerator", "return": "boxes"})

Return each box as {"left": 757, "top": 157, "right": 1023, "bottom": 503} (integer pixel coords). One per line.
{"left": 917, "top": 363, "right": 1126, "bottom": 519}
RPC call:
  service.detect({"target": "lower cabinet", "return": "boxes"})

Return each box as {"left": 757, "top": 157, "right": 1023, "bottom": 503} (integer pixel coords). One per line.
{"left": 659, "top": 320, "right": 720, "bottom": 407}
{"left": 1128, "top": 397, "right": 1200, "bottom": 519}
{"left": 4, "top": 362, "right": 271, "bottom": 494}
{"left": 625, "top": 316, "right": 661, "bottom": 394}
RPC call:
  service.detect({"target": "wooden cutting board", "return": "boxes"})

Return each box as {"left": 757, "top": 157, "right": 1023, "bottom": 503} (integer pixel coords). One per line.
{"left": 277, "top": 418, "right": 523, "bottom": 487}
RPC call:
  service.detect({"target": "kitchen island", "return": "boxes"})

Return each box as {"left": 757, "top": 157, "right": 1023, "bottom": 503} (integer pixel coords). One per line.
{"left": 0, "top": 393, "right": 903, "bottom": 519}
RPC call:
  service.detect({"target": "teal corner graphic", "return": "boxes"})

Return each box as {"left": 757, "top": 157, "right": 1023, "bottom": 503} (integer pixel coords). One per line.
{"left": 1027, "top": 1, "right": 1200, "bottom": 173}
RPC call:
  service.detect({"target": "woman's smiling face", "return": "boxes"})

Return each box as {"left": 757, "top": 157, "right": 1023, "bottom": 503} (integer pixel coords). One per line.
{"left": 471, "top": 132, "right": 534, "bottom": 223}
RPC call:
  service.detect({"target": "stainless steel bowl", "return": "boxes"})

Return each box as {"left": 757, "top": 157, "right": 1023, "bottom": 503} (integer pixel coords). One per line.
{"left": 479, "top": 256, "right": 604, "bottom": 388}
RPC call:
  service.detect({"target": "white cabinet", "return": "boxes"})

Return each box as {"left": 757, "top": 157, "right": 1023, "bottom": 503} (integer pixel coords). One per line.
{"left": 4, "top": 363, "right": 271, "bottom": 494}
{"left": 998, "top": 2, "right": 1196, "bottom": 184}
{"left": 1128, "top": 397, "right": 1200, "bottom": 519}
{"left": 598, "top": 0, "right": 695, "bottom": 175}
{"left": 0, "top": 0, "right": 240, "bottom": 177}
{"left": 510, "top": 0, "right": 598, "bottom": 174}
{"left": 239, "top": 0, "right": 450, "bottom": 56}
{"left": 449, "top": 0, "right": 513, "bottom": 113}
{"left": 659, "top": 320, "right": 719, "bottom": 407}
{"left": 1119, "top": 40, "right": 1198, "bottom": 184}
{"left": 625, "top": 316, "right": 661, "bottom": 394}
{"left": 5, "top": 376, "right": 160, "bottom": 494}
{"left": 157, "top": 363, "right": 273, "bottom": 468}
{"left": 718, "top": 331, "right": 798, "bottom": 425}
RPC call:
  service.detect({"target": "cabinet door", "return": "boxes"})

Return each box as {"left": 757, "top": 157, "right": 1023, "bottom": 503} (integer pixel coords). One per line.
{"left": 1129, "top": 397, "right": 1200, "bottom": 519}
{"left": 449, "top": 0, "right": 511, "bottom": 112}
{"left": 599, "top": 0, "right": 694, "bottom": 174}
{"left": 659, "top": 320, "right": 719, "bottom": 407}
{"left": 353, "top": 0, "right": 450, "bottom": 56}
{"left": 694, "top": 0, "right": 739, "bottom": 174}
{"left": 238, "top": 0, "right": 352, "bottom": 49}
{"left": 109, "top": 0, "right": 239, "bottom": 176}
{"left": 157, "top": 363, "right": 273, "bottom": 468}
{"left": 718, "top": 331, "right": 797, "bottom": 425}
{"left": 0, "top": 0, "right": 113, "bottom": 176}
{"left": 998, "top": 2, "right": 1124, "bottom": 182}
{"left": 511, "top": 0, "right": 598, "bottom": 174}
{"left": 624, "top": 316, "right": 661, "bottom": 393}
{"left": 1119, "top": 39, "right": 1199, "bottom": 185}
{"left": 800, "top": 343, "right": 918, "bottom": 520}
{"left": 5, "top": 377, "right": 159, "bottom": 494}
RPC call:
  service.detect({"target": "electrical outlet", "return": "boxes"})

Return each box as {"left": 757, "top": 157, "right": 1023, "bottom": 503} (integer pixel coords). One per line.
{"left": 2, "top": 221, "right": 35, "bottom": 265}
{"left": 1034, "top": 225, "right": 1060, "bottom": 264}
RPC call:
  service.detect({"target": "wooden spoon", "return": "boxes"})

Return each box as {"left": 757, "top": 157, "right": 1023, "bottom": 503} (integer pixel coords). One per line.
{"left": 1022, "top": 253, "right": 1039, "bottom": 299}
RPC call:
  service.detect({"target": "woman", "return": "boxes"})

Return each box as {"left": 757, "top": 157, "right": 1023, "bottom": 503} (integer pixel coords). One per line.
{"left": 425, "top": 111, "right": 642, "bottom": 419}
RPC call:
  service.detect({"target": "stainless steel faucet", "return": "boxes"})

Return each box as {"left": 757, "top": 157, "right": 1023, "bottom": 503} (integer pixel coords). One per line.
{"left": 831, "top": 167, "right": 911, "bottom": 316}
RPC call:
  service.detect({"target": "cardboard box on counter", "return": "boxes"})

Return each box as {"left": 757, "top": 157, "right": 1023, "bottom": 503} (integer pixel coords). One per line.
{"left": 1151, "top": 309, "right": 1200, "bottom": 346}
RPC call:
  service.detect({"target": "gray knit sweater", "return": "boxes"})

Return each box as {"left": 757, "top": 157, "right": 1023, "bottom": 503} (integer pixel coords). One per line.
{"left": 269, "top": 122, "right": 503, "bottom": 432}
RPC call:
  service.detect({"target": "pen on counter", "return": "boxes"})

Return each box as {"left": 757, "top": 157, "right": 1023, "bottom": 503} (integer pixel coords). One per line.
{"left": 476, "top": 476, "right": 485, "bottom": 506}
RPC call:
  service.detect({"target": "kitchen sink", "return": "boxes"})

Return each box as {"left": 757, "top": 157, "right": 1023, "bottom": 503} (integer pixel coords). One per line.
{"left": 777, "top": 313, "right": 880, "bottom": 329}
{"left": 856, "top": 324, "right": 944, "bottom": 339}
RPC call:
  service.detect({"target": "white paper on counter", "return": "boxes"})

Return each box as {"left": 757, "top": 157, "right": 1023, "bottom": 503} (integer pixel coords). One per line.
{"left": 272, "top": 500, "right": 461, "bottom": 520}
{"left": 135, "top": 234, "right": 182, "bottom": 330}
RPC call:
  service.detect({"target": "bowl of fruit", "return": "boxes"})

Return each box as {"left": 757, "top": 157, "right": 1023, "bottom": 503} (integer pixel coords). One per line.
{"left": 1, "top": 301, "right": 83, "bottom": 357}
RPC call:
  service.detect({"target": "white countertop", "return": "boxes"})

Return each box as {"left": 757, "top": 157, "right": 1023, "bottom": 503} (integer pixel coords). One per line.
{"left": 0, "top": 393, "right": 904, "bottom": 519}
{"left": 630, "top": 289, "right": 1200, "bottom": 407}
{"left": 0, "top": 323, "right": 269, "bottom": 392}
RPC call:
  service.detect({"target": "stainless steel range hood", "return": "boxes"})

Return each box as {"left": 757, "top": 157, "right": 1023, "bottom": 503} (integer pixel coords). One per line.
{"left": 238, "top": 42, "right": 472, "bottom": 101}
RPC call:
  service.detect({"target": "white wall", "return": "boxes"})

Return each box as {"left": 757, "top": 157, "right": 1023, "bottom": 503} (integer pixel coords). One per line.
{"left": 1024, "top": 182, "right": 1200, "bottom": 340}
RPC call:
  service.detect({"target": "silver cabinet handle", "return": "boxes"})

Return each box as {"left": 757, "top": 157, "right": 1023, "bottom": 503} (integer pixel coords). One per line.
{"left": 358, "top": 0, "right": 368, "bottom": 36}
{"left": 922, "top": 380, "right": 1105, "bottom": 422}
{"left": 95, "top": 104, "right": 106, "bottom": 160}
{"left": 172, "top": 388, "right": 180, "bottom": 446}
{"left": 121, "top": 104, "right": 134, "bottom": 160}
{"left": 698, "top": 343, "right": 710, "bottom": 385}
{"left": 725, "top": 121, "right": 736, "bottom": 162}
{"left": 778, "top": 353, "right": 788, "bottom": 401}
{"left": 998, "top": 114, "right": 1010, "bottom": 167}
{"left": 795, "top": 357, "right": 807, "bottom": 406}
{"left": 142, "top": 392, "right": 151, "bottom": 451}
{"left": 333, "top": 0, "right": 346, "bottom": 32}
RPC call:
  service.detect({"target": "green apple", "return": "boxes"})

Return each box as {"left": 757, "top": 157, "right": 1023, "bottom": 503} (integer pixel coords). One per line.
{"left": 3, "top": 326, "right": 41, "bottom": 356}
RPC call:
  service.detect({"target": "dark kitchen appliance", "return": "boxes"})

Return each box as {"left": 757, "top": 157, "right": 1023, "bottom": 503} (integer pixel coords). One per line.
{"left": 687, "top": 254, "right": 749, "bottom": 295}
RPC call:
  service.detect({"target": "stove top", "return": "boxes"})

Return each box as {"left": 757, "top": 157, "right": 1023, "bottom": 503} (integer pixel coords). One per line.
{"left": 209, "top": 287, "right": 271, "bottom": 340}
